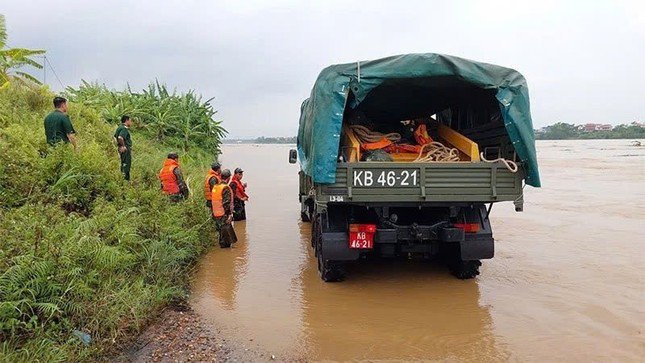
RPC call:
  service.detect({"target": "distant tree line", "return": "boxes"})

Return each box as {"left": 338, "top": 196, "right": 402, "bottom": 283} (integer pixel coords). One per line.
{"left": 536, "top": 123, "right": 645, "bottom": 140}
{"left": 254, "top": 136, "right": 297, "bottom": 144}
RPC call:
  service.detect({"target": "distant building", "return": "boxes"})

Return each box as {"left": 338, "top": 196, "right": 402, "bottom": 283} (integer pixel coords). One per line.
{"left": 580, "top": 123, "right": 613, "bottom": 132}
{"left": 598, "top": 124, "right": 613, "bottom": 131}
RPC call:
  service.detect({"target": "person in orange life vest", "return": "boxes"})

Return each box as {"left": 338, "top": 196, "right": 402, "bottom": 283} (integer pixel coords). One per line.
{"left": 158, "top": 152, "right": 189, "bottom": 202}
{"left": 229, "top": 167, "right": 249, "bottom": 221}
{"left": 204, "top": 162, "right": 222, "bottom": 209}
{"left": 212, "top": 169, "right": 235, "bottom": 247}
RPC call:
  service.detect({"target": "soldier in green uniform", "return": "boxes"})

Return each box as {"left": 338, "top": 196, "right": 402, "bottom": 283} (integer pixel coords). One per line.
{"left": 114, "top": 115, "right": 133, "bottom": 180}
{"left": 44, "top": 96, "right": 77, "bottom": 149}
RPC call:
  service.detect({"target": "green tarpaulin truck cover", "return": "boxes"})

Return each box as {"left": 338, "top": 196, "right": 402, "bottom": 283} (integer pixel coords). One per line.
{"left": 297, "top": 53, "right": 541, "bottom": 187}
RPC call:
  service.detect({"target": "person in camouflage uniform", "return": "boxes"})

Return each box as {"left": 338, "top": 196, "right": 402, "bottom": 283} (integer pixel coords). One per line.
{"left": 229, "top": 167, "right": 249, "bottom": 221}
{"left": 204, "top": 162, "right": 222, "bottom": 209}
{"left": 212, "top": 169, "right": 235, "bottom": 248}
{"left": 158, "top": 152, "right": 190, "bottom": 202}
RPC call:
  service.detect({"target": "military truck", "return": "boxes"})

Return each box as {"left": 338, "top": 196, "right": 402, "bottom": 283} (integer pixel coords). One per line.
{"left": 290, "top": 53, "right": 540, "bottom": 282}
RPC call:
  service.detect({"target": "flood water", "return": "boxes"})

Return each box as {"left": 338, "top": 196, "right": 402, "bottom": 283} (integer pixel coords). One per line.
{"left": 191, "top": 140, "right": 645, "bottom": 361}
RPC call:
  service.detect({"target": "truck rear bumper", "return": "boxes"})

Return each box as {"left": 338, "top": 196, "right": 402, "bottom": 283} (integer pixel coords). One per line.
{"left": 321, "top": 226, "right": 493, "bottom": 261}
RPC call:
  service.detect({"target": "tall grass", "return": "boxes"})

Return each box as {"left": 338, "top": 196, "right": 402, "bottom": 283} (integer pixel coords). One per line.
{"left": 0, "top": 85, "right": 220, "bottom": 361}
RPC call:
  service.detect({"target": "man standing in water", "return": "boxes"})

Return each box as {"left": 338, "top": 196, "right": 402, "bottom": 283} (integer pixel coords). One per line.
{"left": 212, "top": 169, "right": 236, "bottom": 248}
{"left": 203, "top": 162, "right": 222, "bottom": 209}
{"left": 229, "top": 167, "right": 249, "bottom": 221}
{"left": 158, "top": 152, "right": 190, "bottom": 201}
{"left": 44, "top": 96, "right": 77, "bottom": 149}
{"left": 114, "top": 115, "right": 133, "bottom": 180}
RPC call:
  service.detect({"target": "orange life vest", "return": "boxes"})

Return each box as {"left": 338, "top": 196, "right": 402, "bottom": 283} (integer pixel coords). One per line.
{"left": 211, "top": 183, "right": 232, "bottom": 217}
{"left": 158, "top": 159, "right": 180, "bottom": 195}
{"left": 229, "top": 176, "right": 248, "bottom": 200}
{"left": 414, "top": 124, "right": 433, "bottom": 145}
{"left": 203, "top": 170, "right": 221, "bottom": 201}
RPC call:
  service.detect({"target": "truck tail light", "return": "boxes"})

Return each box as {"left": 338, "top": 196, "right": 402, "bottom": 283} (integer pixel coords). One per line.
{"left": 454, "top": 223, "right": 480, "bottom": 233}
{"left": 349, "top": 224, "right": 377, "bottom": 233}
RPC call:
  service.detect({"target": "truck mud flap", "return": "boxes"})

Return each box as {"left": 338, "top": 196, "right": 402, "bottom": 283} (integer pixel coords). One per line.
{"left": 460, "top": 215, "right": 494, "bottom": 261}
{"left": 460, "top": 237, "right": 494, "bottom": 260}
{"left": 321, "top": 232, "right": 360, "bottom": 261}
{"left": 459, "top": 205, "right": 494, "bottom": 260}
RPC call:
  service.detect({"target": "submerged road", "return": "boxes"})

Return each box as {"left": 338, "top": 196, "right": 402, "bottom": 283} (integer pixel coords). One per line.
{"left": 191, "top": 140, "right": 644, "bottom": 361}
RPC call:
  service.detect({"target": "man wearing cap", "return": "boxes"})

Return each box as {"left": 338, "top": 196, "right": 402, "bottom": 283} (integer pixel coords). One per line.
{"left": 229, "top": 167, "right": 249, "bottom": 221}
{"left": 212, "top": 169, "right": 236, "bottom": 248}
{"left": 158, "top": 152, "right": 189, "bottom": 202}
{"left": 44, "top": 96, "right": 77, "bottom": 149}
{"left": 203, "top": 162, "right": 222, "bottom": 209}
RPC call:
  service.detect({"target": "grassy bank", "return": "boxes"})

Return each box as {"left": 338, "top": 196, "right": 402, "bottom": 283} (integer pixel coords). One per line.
{"left": 0, "top": 85, "right": 220, "bottom": 361}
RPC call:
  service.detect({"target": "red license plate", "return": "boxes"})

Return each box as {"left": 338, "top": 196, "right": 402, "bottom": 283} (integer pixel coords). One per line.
{"left": 349, "top": 231, "right": 374, "bottom": 249}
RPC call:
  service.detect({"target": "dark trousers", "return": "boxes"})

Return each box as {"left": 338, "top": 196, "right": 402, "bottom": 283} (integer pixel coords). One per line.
{"left": 233, "top": 199, "right": 246, "bottom": 221}
{"left": 214, "top": 215, "right": 236, "bottom": 247}
{"left": 120, "top": 149, "right": 132, "bottom": 180}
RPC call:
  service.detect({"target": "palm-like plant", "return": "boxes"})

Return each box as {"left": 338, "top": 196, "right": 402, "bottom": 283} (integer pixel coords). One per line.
{"left": 0, "top": 14, "right": 45, "bottom": 89}
{"left": 65, "top": 80, "right": 227, "bottom": 154}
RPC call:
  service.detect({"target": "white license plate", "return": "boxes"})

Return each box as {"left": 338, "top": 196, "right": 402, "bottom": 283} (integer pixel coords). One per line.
{"left": 352, "top": 169, "right": 420, "bottom": 187}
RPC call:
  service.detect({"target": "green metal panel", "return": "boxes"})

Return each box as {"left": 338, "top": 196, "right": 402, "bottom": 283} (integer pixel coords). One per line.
{"left": 316, "top": 162, "right": 523, "bottom": 204}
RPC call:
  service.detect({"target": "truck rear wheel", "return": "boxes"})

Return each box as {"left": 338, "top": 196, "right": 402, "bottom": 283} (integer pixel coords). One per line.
{"left": 313, "top": 214, "right": 345, "bottom": 282}
{"left": 317, "top": 251, "right": 345, "bottom": 282}
{"left": 310, "top": 214, "right": 318, "bottom": 249}
{"left": 301, "top": 199, "right": 313, "bottom": 222}
{"left": 449, "top": 259, "right": 482, "bottom": 279}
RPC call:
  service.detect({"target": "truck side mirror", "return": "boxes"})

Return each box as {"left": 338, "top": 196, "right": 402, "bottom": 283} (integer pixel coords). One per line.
{"left": 288, "top": 149, "right": 297, "bottom": 164}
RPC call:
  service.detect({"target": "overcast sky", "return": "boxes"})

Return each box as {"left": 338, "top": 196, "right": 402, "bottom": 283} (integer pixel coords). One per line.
{"left": 3, "top": 0, "right": 644, "bottom": 138}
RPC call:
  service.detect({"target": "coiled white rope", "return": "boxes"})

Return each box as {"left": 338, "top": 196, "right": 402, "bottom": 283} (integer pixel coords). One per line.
{"left": 350, "top": 125, "right": 401, "bottom": 143}
{"left": 414, "top": 142, "right": 461, "bottom": 162}
{"left": 479, "top": 152, "right": 519, "bottom": 173}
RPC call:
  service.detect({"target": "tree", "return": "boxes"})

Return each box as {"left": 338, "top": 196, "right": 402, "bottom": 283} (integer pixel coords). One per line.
{"left": 0, "top": 14, "right": 45, "bottom": 89}
{"left": 539, "top": 122, "right": 578, "bottom": 140}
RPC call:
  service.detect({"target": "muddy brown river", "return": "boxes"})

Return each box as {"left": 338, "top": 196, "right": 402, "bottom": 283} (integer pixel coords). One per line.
{"left": 191, "top": 140, "right": 644, "bottom": 361}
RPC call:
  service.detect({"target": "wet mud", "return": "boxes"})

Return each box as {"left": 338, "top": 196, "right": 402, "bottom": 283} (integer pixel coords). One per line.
{"left": 191, "top": 140, "right": 645, "bottom": 361}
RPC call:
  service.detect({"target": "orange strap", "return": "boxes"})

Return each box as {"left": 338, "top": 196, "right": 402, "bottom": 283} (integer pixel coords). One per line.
{"left": 361, "top": 137, "right": 393, "bottom": 151}
{"left": 386, "top": 144, "right": 424, "bottom": 154}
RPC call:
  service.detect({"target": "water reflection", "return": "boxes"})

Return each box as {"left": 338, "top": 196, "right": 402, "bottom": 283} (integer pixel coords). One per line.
{"left": 191, "top": 144, "right": 306, "bottom": 355}
{"left": 296, "top": 222, "right": 508, "bottom": 361}
{"left": 193, "top": 221, "right": 249, "bottom": 311}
